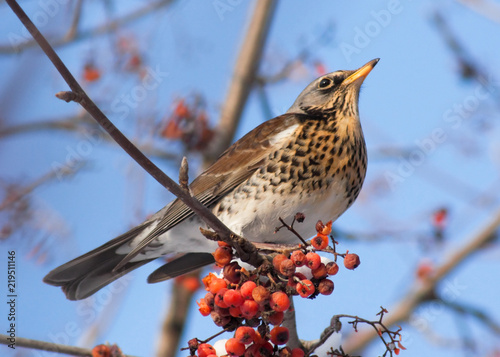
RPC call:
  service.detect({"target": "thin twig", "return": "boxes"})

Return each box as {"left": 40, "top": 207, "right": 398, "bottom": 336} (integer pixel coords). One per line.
{"left": 342, "top": 207, "right": 500, "bottom": 354}
{"left": 0, "top": 0, "right": 175, "bottom": 54}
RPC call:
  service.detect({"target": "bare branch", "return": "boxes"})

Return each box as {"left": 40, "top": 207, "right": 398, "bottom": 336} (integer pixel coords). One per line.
{"left": 342, "top": 207, "right": 500, "bottom": 354}
{"left": 0, "top": 0, "right": 175, "bottom": 54}
{"left": 206, "top": 0, "right": 278, "bottom": 163}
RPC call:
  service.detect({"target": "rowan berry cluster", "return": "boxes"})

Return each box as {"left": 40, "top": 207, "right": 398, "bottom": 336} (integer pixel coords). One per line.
{"left": 192, "top": 219, "right": 360, "bottom": 356}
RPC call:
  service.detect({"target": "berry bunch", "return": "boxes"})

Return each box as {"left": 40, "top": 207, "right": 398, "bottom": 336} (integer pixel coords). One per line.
{"left": 192, "top": 219, "right": 360, "bottom": 356}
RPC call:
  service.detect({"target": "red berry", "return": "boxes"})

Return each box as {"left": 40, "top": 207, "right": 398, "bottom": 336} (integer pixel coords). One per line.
{"left": 197, "top": 299, "right": 212, "bottom": 316}
{"left": 306, "top": 252, "right": 321, "bottom": 270}
{"left": 270, "top": 326, "right": 289, "bottom": 345}
{"left": 240, "top": 281, "right": 257, "bottom": 300}
{"left": 225, "top": 338, "right": 246, "bottom": 356}
{"left": 240, "top": 300, "right": 259, "bottom": 319}
{"left": 296, "top": 279, "right": 315, "bottom": 298}
{"left": 213, "top": 246, "right": 232, "bottom": 266}
{"left": 229, "top": 306, "right": 243, "bottom": 318}
{"left": 279, "top": 259, "right": 296, "bottom": 277}
{"left": 234, "top": 326, "right": 257, "bottom": 345}
{"left": 270, "top": 291, "right": 290, "bottom": 312}
{"left": 290, "top": 250, "right": 306, "bottom": 267}
{"left": 224, "top": 289, "right": 244, "bottom": 308}
{"left": 311, "top": 263, "right": 328, "bottom": 280}
{"left": 318, "top": 279, "right": 334, "bottom": 295}
{"left": 208, "top": 277, "right": 227, "bottom": 294}
{"left": 311, "top": 234, "right": 328, "bottom": 250}
{"left": 252, "top": 286, "right": 270, "bottom": 305}
{"left": 215, "top": 288, "right": 229, "bottom": 308}
{"left": 91, "top": 345, "right": 110, "bottom": 357}
{"left": 218, "top": 240, "right": 231, "bottom": 247}
{"left": 273, "top": 254, "right": 288, "bottom": 271}
{"left": 197, "top": 343, "right": 216, "bottom": 357}
{"left": 344, "top": 253, "right": 361, "bottom": 270}
{"left": 291, "top": 348, "right": 305, "bottom": 357}
{"left": 267, "top": 311, "right": 284, "bottom": 325}
{"left": 326, "top": 261, "right": 339, "bottom": 276}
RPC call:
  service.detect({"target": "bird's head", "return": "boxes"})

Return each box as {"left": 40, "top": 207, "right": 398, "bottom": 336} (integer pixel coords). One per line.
{"left": 288, "top": 58, "right": 379, "bottom": 120}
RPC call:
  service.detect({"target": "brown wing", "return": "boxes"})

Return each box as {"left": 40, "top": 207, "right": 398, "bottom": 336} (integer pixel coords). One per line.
{"left": 116, "top": 113, "right": 301, "bottom": 268}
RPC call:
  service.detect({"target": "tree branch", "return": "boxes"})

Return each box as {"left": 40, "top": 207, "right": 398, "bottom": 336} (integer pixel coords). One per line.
{"left": 205, "top": 0, "right": 278, "bottom": 163}
{"left": 0, "top": 0, "right": 175, "bottom": 54}
{"left": 342, "top": 207, "right": 500, "bottom": 354}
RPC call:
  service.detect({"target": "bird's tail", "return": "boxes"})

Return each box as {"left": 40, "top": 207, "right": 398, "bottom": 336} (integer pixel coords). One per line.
{"left": 43, "top": 225, "right": 155, "bottom": 301}
{"left": 44, "top": 223, "right": 216, "bottom": 300}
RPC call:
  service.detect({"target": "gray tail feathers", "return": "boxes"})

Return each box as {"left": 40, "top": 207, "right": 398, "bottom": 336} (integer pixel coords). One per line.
{"left": 43, "top": 225, "right": 154, "bottom": 301}
{"left": 148, "top": 253, "right": 215, "bottom": 283}
{"left": 44, "top": 226, "right": 216, "bottom": 300}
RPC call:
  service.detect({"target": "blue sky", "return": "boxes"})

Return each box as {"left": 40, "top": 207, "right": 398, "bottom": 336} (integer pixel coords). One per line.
{"left": 1, "top": 1, "right": 500, "bottom": 356}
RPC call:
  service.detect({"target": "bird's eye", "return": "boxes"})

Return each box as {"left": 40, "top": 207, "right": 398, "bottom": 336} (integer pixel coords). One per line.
{"left": 318, "top": 78, "right": 332, "bottom": 88}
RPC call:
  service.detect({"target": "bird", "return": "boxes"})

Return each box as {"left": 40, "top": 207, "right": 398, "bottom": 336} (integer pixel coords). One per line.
{"left": 44, "top": 58, "right": 379, "bottom": 300}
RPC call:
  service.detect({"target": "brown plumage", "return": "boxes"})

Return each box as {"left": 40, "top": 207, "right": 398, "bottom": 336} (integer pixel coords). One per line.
{"left": 44, "top": 59, "right": 379, "bottom": 300}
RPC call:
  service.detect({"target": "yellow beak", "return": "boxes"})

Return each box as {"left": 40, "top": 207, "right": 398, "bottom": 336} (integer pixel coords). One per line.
{"left": 343, "top": 58, "right": 380, "bottom": 85}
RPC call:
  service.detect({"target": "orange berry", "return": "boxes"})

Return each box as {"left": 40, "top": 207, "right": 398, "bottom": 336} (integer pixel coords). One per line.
{"left": 182, "top": 276, "right": 201, "bottom": 292}
{"left": 267, "top": 311, "right": 284, "bottom": 325}
{"left": 197, "top": 299, "right": 212, "bottom": 316}
{"left": 229, "top": 306, "right": 243, "bottom": 318}
{"left": 234, "top": 326, "right": 257, "bottom": 345}
{"left": 197, "top": 343, "right": 216, "bottom": 357}
{"left": 252, "top": 286, "right": 270, "bottom": 305}
{"left": 291, "top": 348, "right": 305, "bottom": 357}
{"left": 225, "top": 338, "right": 246, "bottom": 356}
{"left": 296, "top": 279, "right": 315, "bottom": 298}
{"left": 290, "top": 250, "right": 306, "bottom": 267}
{"left": 92, "top": 345, "right": 110, "bottom": 357}
{"left": 279, "top": 259, "right": 296, "bottom": 277}
{"left": 326, "top": 261, "right": 339, "bottom": 276}
{"left": 215, "top": 288, "right": 229, "bottom": 308}
{"left": 305, "top": 252, "right": 321, "bottom": 270}
{"left": 174, "top": 99, "right": 190, "bottom": 118}
{"left": 83, "top": 64, "right": 101, "bottom": 82}
{"left": 208, "top": 277, "right": 227, "bottom": 294}
{"left": 270, "top": 326, "right": 289, "bottom": 345}
{"left": 223, "top": 289, "right": 244, "bottom": 308}
{"left": 311, "top": 234, "right": 329, "bottom": 250}
{"left": 318, "top": 279, "right": 334, "bottom": 295}
{"left": 344, "top": 253, "right": 361, "bottom": 270}
{"left": 240, "top": 299, "right": 259, "bottom": 319}
{"left": 240, "top": 281, "right": 257, "bottom": 300}
{"left": 273, "top": 254, "right": 288, "bottom": 271}
{"left": 202, "top": 272, "right": 216, "bottom": 290}
{"left": 213, "top": 246, "right": 232, "bottom": 266}
{"left": 270, "top": 291, "right": 290, "bottom": 312}
{"left": 311, "top": 263, "right": 328, "bottom": 280}
{"left": 218, "top": 240, "right": 231, "bottom": 247}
